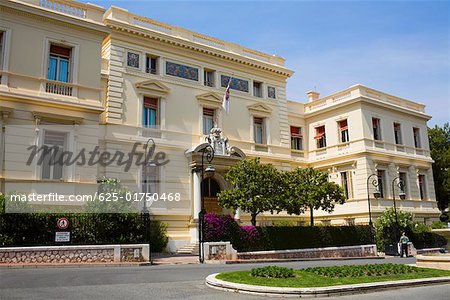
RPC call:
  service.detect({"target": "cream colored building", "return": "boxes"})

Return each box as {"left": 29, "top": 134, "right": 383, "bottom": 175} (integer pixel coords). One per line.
{"left": 0, "top": 0, "right": 439, "bottom": 251}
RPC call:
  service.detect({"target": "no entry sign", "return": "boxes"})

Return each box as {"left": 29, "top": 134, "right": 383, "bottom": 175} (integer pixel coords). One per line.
{"left": 56, "top": 217, "right": 69, "bottom": 230}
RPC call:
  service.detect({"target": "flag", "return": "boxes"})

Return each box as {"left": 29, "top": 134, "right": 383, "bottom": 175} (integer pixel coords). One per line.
{"left": 222, "top": 77, "right": 231, "bottom": 114}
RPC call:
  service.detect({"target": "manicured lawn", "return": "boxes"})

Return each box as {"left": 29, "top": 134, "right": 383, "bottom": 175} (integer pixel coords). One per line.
{"left": 216, "top": 264, "right": 450, "bottom": 288}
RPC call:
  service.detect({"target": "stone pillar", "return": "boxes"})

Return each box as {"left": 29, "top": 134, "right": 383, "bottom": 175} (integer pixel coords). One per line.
{"left": 193, "top": 170, "right": 201, "bottom": 220}
{"left": 234, "top": 208, "right": 241, "bottom": 221}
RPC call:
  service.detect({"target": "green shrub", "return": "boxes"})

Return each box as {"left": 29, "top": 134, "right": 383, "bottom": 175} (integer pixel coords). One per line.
{"left": 251, "top": 266, "right": 295, "bottom": 278}
{"left": 0, "top": 213, "right": 169, "bottom": 252}
{"left": 432, "top": 221, "right": 448, "bottom": 229}
{"left": 411, "top": 222, "right": 431, "bottom": 233}
{"left": 304, "top": 264, "right": 422, "bottom": 278}
{"left": 272, "top": 220, "right": 297, "bottom": 227}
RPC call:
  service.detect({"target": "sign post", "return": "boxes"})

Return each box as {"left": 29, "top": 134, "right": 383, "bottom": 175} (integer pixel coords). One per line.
{"left": 55, "top": 217, "right": 71, "bottom": 244}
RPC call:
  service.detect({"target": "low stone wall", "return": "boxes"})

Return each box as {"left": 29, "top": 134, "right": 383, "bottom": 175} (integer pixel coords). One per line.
{"left": 237, "top": 244, "right": 377, "bottom": 260}
{"left": 203, "top": 242, "right": 237, "bottom": 262}
{"left": 416, "top": 254, "right": 450, "bottom": 270}
{"left": 0, "top": 244, "right": 149, "bottom": 264}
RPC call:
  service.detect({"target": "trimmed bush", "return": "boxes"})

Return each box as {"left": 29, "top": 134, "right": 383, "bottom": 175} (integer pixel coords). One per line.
{"left": 304, "top": 264, "right": 422, "bottom": 278}
{"left": 0, "top": 213, "right": 169, "bottom": 252}
{"left": 251, "top": 266, "right": 295, "bottom": 278}
{"left": 203, "top": 213, "right": 374, "bottom": 252}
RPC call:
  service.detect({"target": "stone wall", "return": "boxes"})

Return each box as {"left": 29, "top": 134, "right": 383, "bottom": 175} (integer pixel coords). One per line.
{"left": 0, "top": 244, "right": 149, "bottom": 264}
{"left": 237, "top": 244, "right": 377, "bottom": 260}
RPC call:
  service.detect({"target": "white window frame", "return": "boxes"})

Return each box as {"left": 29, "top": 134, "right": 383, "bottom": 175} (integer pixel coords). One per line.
{"left": 42, "top": 38, "right": 79, "bottom": 85}
{"left": 37, "top": 127, "right": 74, "bottom": 181}
{"left": 202, "top": 107, "right": 215, "bottom": 135}
{"left": 393, "top": 122, "right": 403, "bottom": 145}
{"left": 0, "top": 27, "right": 12, "bottom": 86}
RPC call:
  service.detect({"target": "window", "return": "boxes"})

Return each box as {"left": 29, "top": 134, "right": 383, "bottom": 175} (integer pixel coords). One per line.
{"left": 0, "top": 31, "right": 4, "bottom": 70}
{"left": 339, "top": 119, "right": 349, "bottom": 143}
{"left": 372, "top": 118, "right": 381, "bottom": 140}
{"left": 203, "top": 108, "right": 215, "bottom": 135}
{"left": 290, "top": 126, "right": 303, "bottom": 150}
{"left": 145, "top": 55, "right": 158, "bottom": 74}
{"left": 314, "top": 125, "right": 326, "bottom": 148}
{"left": 413, "top": 127, "right": 421, "bottom": 148}
{"left": 345, "top": 218, "right": 355, "bottom": 226}
{"left": 253, "top": 81, "right": 262, "bottom": 98}
{"left": 142, "top": 165, "right": 159, "bottom": 194}
{"left": 418, "top": 175, "right": 426, "bottom": 200}
{"left": 253, "top": 117, "right": 265, "bottom": 144}
{"left": 48, "top": 44, "right": 71, "bottom": 83}
{"left": 377, "top": 170, "right": 385, "bottom": 198}
{"left": 399, "top": 172, "right": 408, "bottom": 198}
{"left": 267, "top": 86, "right": 276, "bottom": 99}
{"left": 204, "top": 69, "right": 215, "bottom": 87}
{"left": 41, "top": 131, "right": 66, "bottom": 180}
{"left": 143, "top": 97, "right": 158, "bottom": 128}
{"left": 127, "top": 52, "right": 140, "bottom": 68}
{"left": 394, "top": 123, "right": 402, "bottom": 145}
{"left": 341, "top": 172, "right": 352, "bottom": 199}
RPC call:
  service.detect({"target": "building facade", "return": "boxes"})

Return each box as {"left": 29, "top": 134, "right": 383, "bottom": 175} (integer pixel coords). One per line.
{"left": 0, "top": 0, "right": 439, "bottom": 251}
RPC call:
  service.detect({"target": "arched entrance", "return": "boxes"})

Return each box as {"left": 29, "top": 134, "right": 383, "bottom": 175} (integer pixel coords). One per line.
{"left": 202, "top": 178, "right": 222, "bottom": 214}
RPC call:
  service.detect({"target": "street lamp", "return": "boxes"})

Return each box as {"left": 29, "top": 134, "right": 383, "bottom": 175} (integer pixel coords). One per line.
{"left": 142, "top": 138, "right": 155, "bottom": 264}
{"left": 391, "top": 176, "right": 406, "bottom": 255}
{"left": 198, "top": 144, "right": 215, "bottom": 263}
{"left": 366, "top": 174, "right": 381, "bottom": 227}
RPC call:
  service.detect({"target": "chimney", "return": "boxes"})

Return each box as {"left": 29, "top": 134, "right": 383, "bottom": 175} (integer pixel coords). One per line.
{"left": 306, "top": 91, "right": 320, "bottom": 102}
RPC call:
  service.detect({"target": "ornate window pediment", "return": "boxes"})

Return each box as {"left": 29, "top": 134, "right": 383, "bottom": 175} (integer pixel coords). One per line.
{"left": 135, "top": 79, "right": 170, "bottom": 96}
{"left": 196, "top": 92, "right": 223, "bottom": 108}
{"left": 247, "top": 103, "right": 272, "bottom": 116}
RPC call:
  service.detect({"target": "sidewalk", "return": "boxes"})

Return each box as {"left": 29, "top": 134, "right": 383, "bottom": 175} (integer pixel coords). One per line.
{"left": 152, "top": 253, "right": 199, "bottom": 265}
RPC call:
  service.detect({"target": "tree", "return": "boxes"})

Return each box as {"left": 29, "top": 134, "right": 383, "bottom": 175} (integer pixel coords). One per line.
{"left": 283, "top": 167, "right": 345, "bottom": 226}
{"left": 217, "top": 158, "right": 284, "bottom": 226}
{"left": 374, "top": 207, "right": 414, "bottom": 251}
{"left": 428, "top": 123, "right": 450, "bottom": 210}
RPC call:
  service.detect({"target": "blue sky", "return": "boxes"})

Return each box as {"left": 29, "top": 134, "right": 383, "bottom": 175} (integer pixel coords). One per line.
{"left": 85, "top": 0, "right": 449, "bottom": 126}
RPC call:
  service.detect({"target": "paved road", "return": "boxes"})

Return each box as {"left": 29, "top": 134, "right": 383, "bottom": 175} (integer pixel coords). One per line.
{"left": 1, "top": 257, "right": 449, "bottom": 299}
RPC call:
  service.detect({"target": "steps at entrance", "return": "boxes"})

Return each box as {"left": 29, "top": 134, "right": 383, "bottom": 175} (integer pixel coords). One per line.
{"left": 176, "top": 242, "right": 199, "bottom": 255}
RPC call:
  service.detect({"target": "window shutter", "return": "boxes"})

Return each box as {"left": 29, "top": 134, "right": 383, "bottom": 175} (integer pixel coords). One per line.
{"left": 339, "top": 120, "right": 348, "bottom": 130}
{"left": 50, "top": 44, "right": 71, "bottom": 57}
{"left": 144, "top": 97, "right": 158, "bottom": 109}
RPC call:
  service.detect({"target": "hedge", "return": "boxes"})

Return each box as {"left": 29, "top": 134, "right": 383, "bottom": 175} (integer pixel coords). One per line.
{"left": 0, "top": 213, "right": 169, "bottom": 252}
{"left": 203, "top": 213, "right": 375, "bottom": 252}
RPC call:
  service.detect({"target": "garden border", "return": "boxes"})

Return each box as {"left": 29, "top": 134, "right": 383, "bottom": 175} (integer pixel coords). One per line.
{"left": 205, "top": 273, "right": 450, "bottom": 297}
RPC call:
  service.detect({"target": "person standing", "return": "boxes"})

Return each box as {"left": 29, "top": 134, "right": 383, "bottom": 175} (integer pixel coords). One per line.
{"left": 399, "top": 231, "right": 410, "bottom": 257}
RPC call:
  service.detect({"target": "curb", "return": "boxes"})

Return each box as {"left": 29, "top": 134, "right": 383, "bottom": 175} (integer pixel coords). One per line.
{"left": 205, "top": 273, "right": 450, "bottom": 297}
{"left": 0, "top": 262, "right": 151, "bottom": 269}
{"left": 225, "top": 256, "right": 384, "bottom": 264}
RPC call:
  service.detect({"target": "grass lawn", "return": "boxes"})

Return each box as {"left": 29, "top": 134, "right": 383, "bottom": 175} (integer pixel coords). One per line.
{"left": 216, "top": 266, "right": 450, "bottom": 288}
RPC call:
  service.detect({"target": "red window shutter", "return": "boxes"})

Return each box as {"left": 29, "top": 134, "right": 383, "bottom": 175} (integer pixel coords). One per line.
{"left": 254, "top": 117, "right": 263, "bottom": 125}
{"left": 144, "top": 97, "right": 158, "bottom": 109}
{"left": 203, "top": 108, "right": 215, "bottom": 116}
{"left": 290, "top": 126, "right": 302, "bottom": 137}
{"left": 314, "top": 126, "right": 325, "bottom": 139}
{"left": 340, "top": 120, "right": 348, "bottom": 130}
{"left": 50, "top": 44, "right": 71, "bottom": 57}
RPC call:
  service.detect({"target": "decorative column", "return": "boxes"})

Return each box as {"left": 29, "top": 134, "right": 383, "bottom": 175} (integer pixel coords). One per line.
{"left": 193, "top": 169, "right": 201, "bottom": 220}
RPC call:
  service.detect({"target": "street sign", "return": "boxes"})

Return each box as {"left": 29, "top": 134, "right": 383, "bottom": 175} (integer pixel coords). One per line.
{"left": 55, "top": 231, "right": 70, "bottom": 242}
{"left": 56, "top": 217, "right": 69, "bottom": 230}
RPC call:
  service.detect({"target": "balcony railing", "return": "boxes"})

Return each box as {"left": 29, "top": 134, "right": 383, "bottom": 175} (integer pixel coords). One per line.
{"left": 39, "top": 0, "right": 86, "bottom": 18}
{"left": 204, "top": 80, "right": 214, "bottom": 87}
{"left": 146, "top": 68, "right": 157, "bottom": 75}
{"left": 45, "top": 81, "right": 73, "bottom": 96}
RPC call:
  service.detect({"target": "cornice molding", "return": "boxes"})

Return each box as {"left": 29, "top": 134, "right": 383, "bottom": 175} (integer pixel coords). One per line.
{"left": 196, "top": 92, "right": 223, "bottom": 108}
{"left": 105, "top": 19, "right": 293, "bottom": 78}
{"left": 135, "top": 79, "right": 170, "bottom": 96}
{"left": 247, "top": 103, "right": 272, "bottom": 116}
{"left": 0, "top": 2, "right": 109, "bottom": 35}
